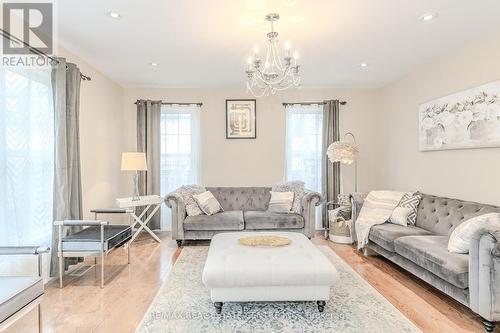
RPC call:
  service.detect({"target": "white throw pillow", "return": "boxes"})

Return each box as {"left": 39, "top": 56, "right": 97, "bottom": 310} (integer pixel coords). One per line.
{"left": 268, "top": 191, "right": 294, "bottom": 213}
{"left": 389, "top": 207, "right": 413, "bottom": 226}
{"left": 272, "top": 181, "right": 305, "bottom": 214}
{"left": 448, "top": 213, "right": 500, "bottom": 254}
{"left": 193, "top": 191, "right": 223, "bottom": 216}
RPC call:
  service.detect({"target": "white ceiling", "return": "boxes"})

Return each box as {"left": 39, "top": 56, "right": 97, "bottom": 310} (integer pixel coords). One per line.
{"left": 56, "top": 0, "right": 500, "bottom": 88}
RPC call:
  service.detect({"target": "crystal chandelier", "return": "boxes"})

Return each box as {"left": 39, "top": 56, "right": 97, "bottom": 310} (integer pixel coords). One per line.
{"left": 245, "top": 13, "right": 301, "bottom": 97}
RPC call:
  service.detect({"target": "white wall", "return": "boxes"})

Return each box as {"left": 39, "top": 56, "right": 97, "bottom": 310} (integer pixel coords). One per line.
{"left": 122, "top": 87, "right": 382, "bottom": 194}
{"left": 377, "top": 29, "right": 500, "bottom": 205}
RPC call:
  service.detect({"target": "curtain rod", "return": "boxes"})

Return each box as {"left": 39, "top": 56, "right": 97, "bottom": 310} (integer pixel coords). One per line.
{"left": 0, "top": 28, "right": 91, "bottom": 81}
{"left": 134, "top": 101, "right": 203, "bottom": 106}
{"left": 282, "top": 101, "right": 347, "bottom": 107}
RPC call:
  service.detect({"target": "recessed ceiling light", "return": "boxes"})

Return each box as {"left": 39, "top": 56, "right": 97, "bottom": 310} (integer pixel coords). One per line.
{"left": 149, "top": 62, "right": 159, "bottom": 67}
{"left": 108, "top": 11, "right": 121, "bottom": 19}
{"left": 360, "top": 63, "right": 368, "bottom": 68}
{"left": 420, "top": 12, "right": 437, "bottom": 22}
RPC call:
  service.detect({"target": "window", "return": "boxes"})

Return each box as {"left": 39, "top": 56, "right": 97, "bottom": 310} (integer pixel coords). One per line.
{"left": 0, "top": 65, "right": 54, "bottom": 248}
{"left": 160, "top": 104, "right": 201, "bottom": 230}
{"left": 285, "top": 104, "right": 323, "bottom": 227}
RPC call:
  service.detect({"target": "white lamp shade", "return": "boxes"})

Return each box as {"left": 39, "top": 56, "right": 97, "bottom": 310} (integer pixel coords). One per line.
{"left": 121, "top": 152, "right": 147, "bottom": 171}
{"left": 327, "top": 141, "right": 359, "bottom": 165}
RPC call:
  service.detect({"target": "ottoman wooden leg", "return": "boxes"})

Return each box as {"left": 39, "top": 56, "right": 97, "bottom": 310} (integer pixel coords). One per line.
{"left": 214, "top": 302, "right": 223, "bottom": 314}
{"left": 317, "top": 301, "right": 326, "bottom": 312}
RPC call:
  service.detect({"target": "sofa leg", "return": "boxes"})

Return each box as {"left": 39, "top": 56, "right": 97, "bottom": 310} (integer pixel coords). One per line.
{"left": 483, "top": 319, "right": 495, "bottom": 332}
{"left": 176, "top": 240, "right": 182, "bottom": 247}
{"left": 317, "top": 300, "right": 326, "bottom": 312}
{"left": 214, "top": 302, "right": 223, "bottom": 314}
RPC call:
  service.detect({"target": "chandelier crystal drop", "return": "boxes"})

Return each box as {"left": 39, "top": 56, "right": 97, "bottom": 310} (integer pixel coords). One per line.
{"left": 245, "top": 13, "right": 301, "bottom": 97}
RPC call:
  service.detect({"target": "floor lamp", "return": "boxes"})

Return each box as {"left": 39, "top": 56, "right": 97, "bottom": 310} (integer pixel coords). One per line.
{"left": 326, "top": 132, "right": 359, "bottom": 193}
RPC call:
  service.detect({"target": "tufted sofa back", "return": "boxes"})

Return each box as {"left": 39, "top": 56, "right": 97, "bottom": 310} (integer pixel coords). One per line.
{"left": 416, "top": 194, "right": 500, "bottom": 236}
{"left": 206, "top": 187, "right": 271, "bottom": 211}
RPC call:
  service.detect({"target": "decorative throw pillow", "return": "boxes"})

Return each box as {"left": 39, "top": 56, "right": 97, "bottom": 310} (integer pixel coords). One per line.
{"left": 173, "top": 185, "right": 206, "bottom": 216}
{"left": 193, "top": 191, "right": 223, "bottom": 216}
{"left": 272, "top": 181, "right": 305, "bottom": 214}
{"left": 448, "top": 213, "right": 500, "bottom": 254}
{"left": 389, "top": 207, "right": 413, "bottom": 226}
{"left": 268, "top": 191, "right": 294, "bottom": 213}
{"left": 391, "top": 192, "right": 422, "bottom": 226}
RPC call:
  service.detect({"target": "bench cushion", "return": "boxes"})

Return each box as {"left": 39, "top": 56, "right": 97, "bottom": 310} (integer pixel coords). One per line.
{"left": 0, "top": 276, "right": 43, "bottom": 323}
{"left": 394, "top": 236, "right": 469, "bottom": 289}
{"left": 202, "top": 232, "right": 337, "bottom": 288}
{"left": 369, "top": 223, "right": 432, "bottom": 252}
{"left": 243, "top": 211, "right": 304, "bottom": 230}
{"left": 61, "top": 225, "right": 131, "bottom": 252}
{"left": 184, "top": 211, "right": 244, "bottom": 231}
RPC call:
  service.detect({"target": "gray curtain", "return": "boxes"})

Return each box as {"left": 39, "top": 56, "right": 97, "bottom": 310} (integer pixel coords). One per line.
{"left": 50, "top": 58, "right": 83, "bottom": 276}
{"left": 321, "top": 100, "right": 341, "bottom": 228}
{"left": 136, "top": 100, "right": 162, "bottom": 230}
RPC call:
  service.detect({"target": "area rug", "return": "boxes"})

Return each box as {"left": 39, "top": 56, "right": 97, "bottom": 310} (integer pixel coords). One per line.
{"left": 136, "top": 245, "right": 421, "bottom": 333}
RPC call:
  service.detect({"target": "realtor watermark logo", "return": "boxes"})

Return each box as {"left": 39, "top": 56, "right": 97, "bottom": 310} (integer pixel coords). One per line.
{"left": 1, "top": 1, "right": 55, "bottom": 66}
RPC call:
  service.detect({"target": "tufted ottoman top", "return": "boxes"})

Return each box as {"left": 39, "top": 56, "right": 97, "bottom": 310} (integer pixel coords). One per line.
{"left": 202, "top": 232, "right": 338, "bottom": 288}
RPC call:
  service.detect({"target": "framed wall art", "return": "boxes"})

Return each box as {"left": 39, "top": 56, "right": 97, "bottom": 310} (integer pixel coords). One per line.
{"left": 419, "top": 80, "right": 500, "bottom": 151}
{"left": 225, "top": 99, "right": 257, "bottom": 139}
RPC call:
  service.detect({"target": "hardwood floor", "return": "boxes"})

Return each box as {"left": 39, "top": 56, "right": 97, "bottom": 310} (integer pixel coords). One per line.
{"left": 6, "top": 231, "right": 497, "bottom": 333}
{"left": 315, "top": 237, "right": 499, "bottom": 333}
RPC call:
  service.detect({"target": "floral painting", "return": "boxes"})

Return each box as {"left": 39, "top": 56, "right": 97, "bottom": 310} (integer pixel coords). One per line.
{"left": 419, "top": 80, "right": 500, "bottom": 151}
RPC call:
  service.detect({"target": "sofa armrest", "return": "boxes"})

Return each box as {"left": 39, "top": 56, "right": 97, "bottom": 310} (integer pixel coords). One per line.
{"left": 469, "top": 225, "right": 500, "bottom": 322}
{"left": 0, "top": 246, "right": 50, "bottom": 277}
{"left": 301, "top": 190, "right": 322, "bottom": 238}
{"left": 0, "top": 246, "right": 50, "bottom": 255}
{"left": 165, "top": 191, "right": 187, "bottom": 240}
{"left": 349, "top": 192, "right": 368, "bottom": 243}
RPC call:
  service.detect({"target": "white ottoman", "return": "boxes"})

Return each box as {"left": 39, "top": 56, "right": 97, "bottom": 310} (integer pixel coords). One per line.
{"left": 202, "top": 231, "right": 338, "bottom": 313}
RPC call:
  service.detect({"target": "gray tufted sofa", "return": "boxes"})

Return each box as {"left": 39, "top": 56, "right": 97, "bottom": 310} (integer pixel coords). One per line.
{"left": 351, "top": 193, "right": 500, "bottom": 332}
{"left": 166, "top": 187, "right": 321, "bottom": 246}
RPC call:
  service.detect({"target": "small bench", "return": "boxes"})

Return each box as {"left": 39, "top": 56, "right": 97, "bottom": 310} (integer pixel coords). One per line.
{"left": 55, "top": 220, "right": 132, "bottom": 288}
{"left": 202, "top": 232, "right": 338, "bottom": 313}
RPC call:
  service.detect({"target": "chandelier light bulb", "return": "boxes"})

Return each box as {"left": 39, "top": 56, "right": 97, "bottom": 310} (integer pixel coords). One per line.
{"left": 285, "top": 41, "right": 291, "bottom": 57}
{"left": 245, "top": 13, "right": 301, "bottom": 97}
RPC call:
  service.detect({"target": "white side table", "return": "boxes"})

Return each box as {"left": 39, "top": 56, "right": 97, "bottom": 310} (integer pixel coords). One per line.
{"left": 116, "top": 195, "right": 163, "bottom": 243}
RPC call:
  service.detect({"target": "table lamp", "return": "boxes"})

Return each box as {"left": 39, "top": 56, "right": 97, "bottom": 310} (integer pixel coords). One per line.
{"left": 326, "top": 132, "right": 359, "bottom": 192}
{"left": 121, "top": 152, "right": 147, "bottom": 201}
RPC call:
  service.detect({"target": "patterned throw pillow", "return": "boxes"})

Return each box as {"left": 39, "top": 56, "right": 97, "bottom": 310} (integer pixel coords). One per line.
{"left": 272, "top": 181, "right": 306, "bottom": 214}
{"left": 193, "top": 191, "right": 223, "bottom": 216}
{"left": 173, "top": 185, "right": 206, "bottom": 216}
{"left": 393, "top": 192, "right": 422, "bottom": 226}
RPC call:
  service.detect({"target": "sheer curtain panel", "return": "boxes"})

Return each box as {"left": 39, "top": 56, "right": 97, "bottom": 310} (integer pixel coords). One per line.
{"left": 160, "top": 104, "right": 201, "bottom": 230}
{"left": 285, "top": 104, "right": 323, "bottom": 228}
{"left": 0, "top": 65, "right": 54, "bottom": 280}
